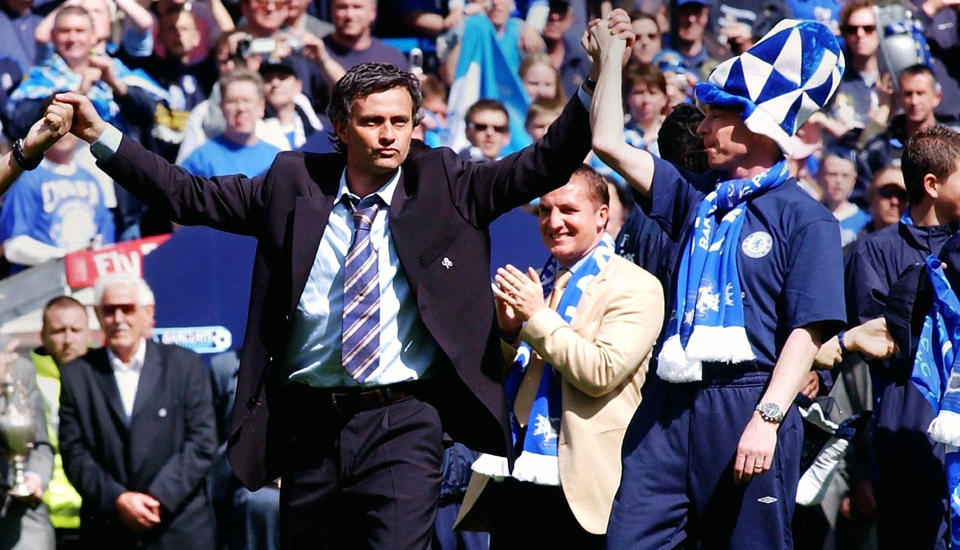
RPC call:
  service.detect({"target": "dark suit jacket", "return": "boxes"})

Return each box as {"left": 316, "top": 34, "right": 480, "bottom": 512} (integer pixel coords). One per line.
{"left": 58, "top": 341, "right": 217, "bottom": 549}
{"left": 95, "top": 94, "right": 593, "bottom": 489}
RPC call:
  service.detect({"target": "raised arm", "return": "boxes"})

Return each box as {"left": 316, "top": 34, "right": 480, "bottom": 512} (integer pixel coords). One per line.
{"left": 0, "top": 102, "right": 74, "bottom": 196}
{"left": 54, "top": 92, "right": 268, "bottom": 235}
{"left": 588, "top": 19, "right": 655, "bottom": 197}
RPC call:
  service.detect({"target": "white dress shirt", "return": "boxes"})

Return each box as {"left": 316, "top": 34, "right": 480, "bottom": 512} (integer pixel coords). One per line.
{"left": 107, "top": 338, "right": 147, "bottom": 418}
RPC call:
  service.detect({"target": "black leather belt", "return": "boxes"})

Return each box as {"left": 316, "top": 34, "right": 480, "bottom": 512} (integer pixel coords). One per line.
{"left": 315, "top": 382, "right": 420, "bottom": 414}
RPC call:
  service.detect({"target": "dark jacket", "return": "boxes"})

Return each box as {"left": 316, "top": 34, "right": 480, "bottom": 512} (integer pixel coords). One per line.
{"left": 94, "top": 93, "right": 593, "bottom": 490}
{"left": 58, "top": 341, "right": 217, "bottom": 549}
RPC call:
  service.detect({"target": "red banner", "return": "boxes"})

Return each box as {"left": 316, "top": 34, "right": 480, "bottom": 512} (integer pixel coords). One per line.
{"left": 63, "top": 235, "right": 171, "bottom": 288}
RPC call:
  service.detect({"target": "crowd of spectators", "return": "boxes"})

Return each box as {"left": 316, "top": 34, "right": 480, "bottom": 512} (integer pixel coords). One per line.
{"left": 3, "top": 0, "right": 960, "bottom": 548}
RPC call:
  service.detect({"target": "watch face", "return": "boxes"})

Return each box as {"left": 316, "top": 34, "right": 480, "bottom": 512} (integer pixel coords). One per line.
{"left": 759, "top": 402, "right": 783, "bottom": 421}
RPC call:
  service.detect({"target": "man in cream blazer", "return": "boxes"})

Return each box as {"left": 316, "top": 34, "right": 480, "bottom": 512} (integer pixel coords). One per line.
{"left": 456, "top": 165, "right": 664, "bottom": 547}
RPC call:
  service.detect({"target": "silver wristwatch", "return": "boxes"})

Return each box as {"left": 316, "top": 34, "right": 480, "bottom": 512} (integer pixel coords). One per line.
{"left": 755, "top": 402, "right": 785, "bottom": 424}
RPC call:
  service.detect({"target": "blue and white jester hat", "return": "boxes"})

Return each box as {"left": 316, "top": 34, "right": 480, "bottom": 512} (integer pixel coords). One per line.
{"left": 694, "top": 19, "right": 845, "bottom": 156}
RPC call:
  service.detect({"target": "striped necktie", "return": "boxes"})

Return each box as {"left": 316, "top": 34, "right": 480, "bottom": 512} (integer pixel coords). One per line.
{"left": 341, "top": 196, "right": 382, "bottom": 383}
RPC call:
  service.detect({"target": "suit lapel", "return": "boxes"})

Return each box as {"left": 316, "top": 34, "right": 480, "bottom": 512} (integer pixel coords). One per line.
{"left": 91, "top": 348, "right": 130, "bottom": 427}
{"left": 289, "top": 155, "right": 342, "bottom": 312}
{"left": 130, "top": 341, "right": 161, "bottom": 422}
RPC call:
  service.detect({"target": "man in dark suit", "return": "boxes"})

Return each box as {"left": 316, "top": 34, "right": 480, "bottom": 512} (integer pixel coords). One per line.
{"left": 58, "top": 273, "right": 217, "bottom": 549}
{"left": 52, "top": 16, "right": 632, "bottom": 545}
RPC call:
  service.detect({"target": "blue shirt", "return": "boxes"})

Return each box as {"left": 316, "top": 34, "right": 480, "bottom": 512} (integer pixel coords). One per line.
{"left": 180, "top": 135, "right": 282, "bottom": 178}
{"left": 648, "top": 156, "right": 846, "bottom": 368}
{"left": 837, "top": 206, "right": 872, "bottom": 248}
{"left": 0, "top": 159, "right": 115, "bottom": 272}
{"left": 285, "top": 168, "right": 438, "bottom": 387}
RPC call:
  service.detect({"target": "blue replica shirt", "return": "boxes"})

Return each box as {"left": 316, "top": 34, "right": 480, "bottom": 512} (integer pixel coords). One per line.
{"left": 648, "top": 156, "right": 847, "bottom": 369}
{"left": 0, "top": 160, "right": 115, "bottom": 271}
{"left": 180, "top": 135, "right": 282, "bottom": 178}
{"left": 837, "top": 207, "right": 872, "bottom": 248}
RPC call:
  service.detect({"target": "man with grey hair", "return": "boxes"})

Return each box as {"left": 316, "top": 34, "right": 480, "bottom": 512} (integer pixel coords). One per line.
{"left": 58, "top": 273, "right": 217, "bottom": 549}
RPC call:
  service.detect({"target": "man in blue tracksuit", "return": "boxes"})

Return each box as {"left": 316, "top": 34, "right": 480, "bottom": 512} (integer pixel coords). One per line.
{"left": 588, "top": 17, "right": 847, "bottom": 548}
{"left": 845, "top": 125, "right": 960, "bottom": 549}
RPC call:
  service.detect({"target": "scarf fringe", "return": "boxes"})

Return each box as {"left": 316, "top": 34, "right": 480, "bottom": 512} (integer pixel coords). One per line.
{"left": 471, "top": 453, "right": 510, "bottom": 479}
{"left": 470, "top": 452, "right": 561, "bottom": 486}
{"left": 657, "top": 327, "right": 756, "bottom": 383}
{"left": 930, "top": 410, "right": 960, "bottom": 446}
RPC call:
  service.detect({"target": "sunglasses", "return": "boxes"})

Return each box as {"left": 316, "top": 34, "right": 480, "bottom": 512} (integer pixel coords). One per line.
{"left": 468, "top": 122, "right": 509, "bottom": 134}
{"left": 100, "top": 303, "right": 139, "bottom": 316}
{"left": 875, "top": 186, "right": 907, "bottom": 201}
{"left": 840, "top": 24, "right": 876, "bottom": 35}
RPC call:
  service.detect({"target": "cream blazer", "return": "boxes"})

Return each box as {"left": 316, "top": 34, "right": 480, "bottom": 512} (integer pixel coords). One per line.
{"left": 457, "top": 254, "right": 665, "bottom": 534}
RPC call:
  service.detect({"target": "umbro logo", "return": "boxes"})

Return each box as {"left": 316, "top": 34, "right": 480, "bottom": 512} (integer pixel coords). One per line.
{"left": 757, "top": 496, "right": 778, "bottom": 504}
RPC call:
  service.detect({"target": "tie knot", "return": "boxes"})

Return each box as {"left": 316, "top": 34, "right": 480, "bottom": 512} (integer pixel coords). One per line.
{"left": 345, "top": 196, "right": 381, "bottom": 231}
{"left": 554, "top": 268, "right": 572, "bottom": 291}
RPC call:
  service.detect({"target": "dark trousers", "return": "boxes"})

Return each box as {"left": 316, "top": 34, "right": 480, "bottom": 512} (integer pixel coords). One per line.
{"left": 278, "top": 387, "right": 443, "bottom": 549}
{"left": 487, "top": 479, "right": 604, "bottom": 550}
{"left": 606, "top": 371, "right": 801, "bottom": 550}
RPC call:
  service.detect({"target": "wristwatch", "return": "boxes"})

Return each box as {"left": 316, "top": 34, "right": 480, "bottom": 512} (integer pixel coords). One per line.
{"left": 755, "top": 402, "right": 785, "bottom": 424}
{"left": 12, "top": 138, "right": 41, "bottom": 171}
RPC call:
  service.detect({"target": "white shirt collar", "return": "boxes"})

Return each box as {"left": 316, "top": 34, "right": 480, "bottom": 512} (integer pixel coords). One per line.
{"left": 335, "top": 166, "right": 401, "bottom": 208}
{"left": 107, "top": 338, "right": 147, "bottom": 373}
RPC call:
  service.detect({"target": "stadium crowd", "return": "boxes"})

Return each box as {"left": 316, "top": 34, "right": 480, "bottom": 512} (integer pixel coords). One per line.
{"left": 1, "top": 0, "right": 960, "bottom": 548}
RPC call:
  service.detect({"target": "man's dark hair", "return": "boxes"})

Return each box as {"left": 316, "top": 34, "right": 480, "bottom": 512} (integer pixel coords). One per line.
{"left": 43, "top": 295, "right": 86, "bottom": 317}
{"left": 569, "top": 164, "right": 610, "bottom": 207}
{"left": 839, "top": 0, "right": 874, "bottom": 26}
{"left": 465, "top": 98, "right": 508, "bottom": 125}
{"left": 658, "top": 103, "right": 708, "bottom": 174}
{"left": 899, "top": 63, "right": 939, "bottom": 91}
{"left": 327, "top": 63, "right": 423, "bottom": 154}
{"left": 902, "top": 125, "right": 960, "bottom": 204}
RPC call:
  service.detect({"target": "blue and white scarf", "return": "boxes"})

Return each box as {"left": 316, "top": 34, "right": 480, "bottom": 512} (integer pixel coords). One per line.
{"left": 912, "top": 255, "right": 960, "bottom": 549}
{"left": 657, "top": 160, "right": 791, "bottom": 382}
{"left": 6, "top": 53, "right": 168, "bottom": 134}
{"left": 472, "top": 236, "right": 615, "bottom": 485}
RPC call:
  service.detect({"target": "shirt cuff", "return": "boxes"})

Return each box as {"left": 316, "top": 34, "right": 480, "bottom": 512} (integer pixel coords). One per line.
{"left": 90, "top": 124, "right": 123, "bottom": 161}
{"left": 577, "top": 85, "right": 592, "bottom": 110}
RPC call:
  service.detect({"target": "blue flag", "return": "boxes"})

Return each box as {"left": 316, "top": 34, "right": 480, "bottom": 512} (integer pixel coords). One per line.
{"left": 445, "top": 14, "right": 531, "bottom": 157}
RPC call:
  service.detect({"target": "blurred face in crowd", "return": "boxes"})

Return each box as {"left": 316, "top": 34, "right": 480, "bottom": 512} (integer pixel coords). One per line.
{"left": 627, "top": 81, "right": 668, "bottom": 127}
{"left": 542, "top": 4, "right": 574, "bottom": 42}
{"left": 159, "top": 10, "right": 200, "bottom": 61}
{"left": 842, "top": 8, "right": 878, "bottom": 60}
{"left": 868, "top": 167, "right": 907, "bottom": 229}
{"left": 631, "top": 17, "right": 661, "bottom": 65}
{"left": 467, "top": 108, "right": 510, "bottom": 159}
{"left": 898, "top": 72, "right": 941, "bottom": 127}
{"left": 522, "top": 62, "right": 558, "bottom": 102}
{"left": 525, "top": 110, "right": 558, "bottom": 141}
{"left": 676, "top": 3, "right": 709, "bottom": 45}
{"left": 817, "top": 154, "right": 857, "bottom": 209}
{"left": 263, "top": 70, "right": 301, "bottom": 110}
{"left": 97, "top": 284, "right": 154, "bottom": 362}
{"left": 221, "top": 79, "right": 266, "bottom": 142}
{"left": 5, "top": 0, "right": 31, "bottom": 15}
{"left": 335, "top": 87, "right": 415, "bottom": 181}
{"left": 538, "top": 175, "right": 608, "bottom": 267}
{"left": 243, "top": 0, "right": 289, "bottom": 36}
{"left": 331, "top": 0, "right": 375, "bottom": 40}
{"left": 53, "top": 12, "right": 95, "bottom": 67}
{"left": 487, "top": 0, "right": 514, "bottom": 29}
{"left": 41, "top": 304, "right": 89, "bottom": 366}
{"left": 422, "top": 93, "right": 447, "bottom": 124}
{"left": 286, "top": 0, "right": 308, "bottom": 22}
